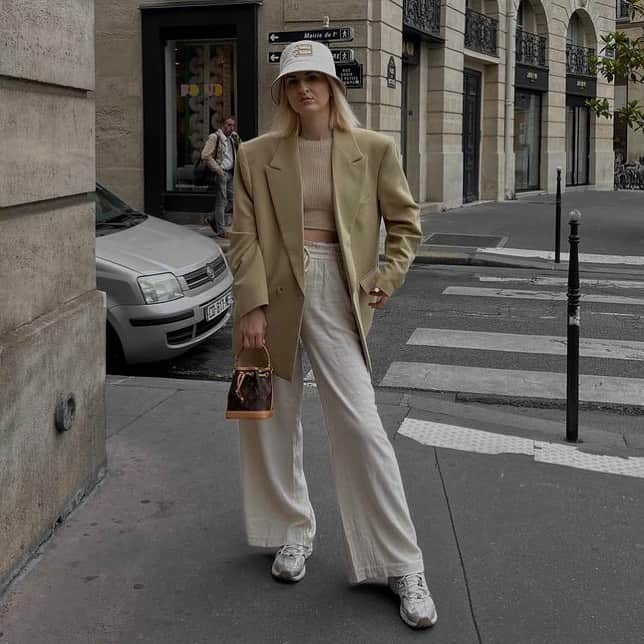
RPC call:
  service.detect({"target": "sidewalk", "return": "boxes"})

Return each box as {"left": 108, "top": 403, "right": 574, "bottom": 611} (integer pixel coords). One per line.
{"left": 191, "top": 189, "right": 644, "bottom": 273}
{"left": 1, "top": 376, "right": 643, "bottom": 643}
{"left": 416, "top": 190, "right": 644, "bottom": 271}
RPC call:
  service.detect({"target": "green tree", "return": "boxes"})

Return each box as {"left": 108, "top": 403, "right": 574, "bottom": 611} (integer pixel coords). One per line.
{"left": 589, "top": 0, "right": 644, "bottom": 131}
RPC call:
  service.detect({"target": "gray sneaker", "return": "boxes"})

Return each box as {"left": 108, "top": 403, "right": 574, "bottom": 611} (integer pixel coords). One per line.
{"left": 388, "top": 572, "right": 438, "bottom": 629}
{"left": 271, "top": 544, "right": 312, "bottom": 582}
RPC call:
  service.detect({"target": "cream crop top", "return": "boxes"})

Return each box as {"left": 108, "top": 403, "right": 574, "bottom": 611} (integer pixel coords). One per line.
{"left": 298, "top": 137, "right": 336, "bottom": 232}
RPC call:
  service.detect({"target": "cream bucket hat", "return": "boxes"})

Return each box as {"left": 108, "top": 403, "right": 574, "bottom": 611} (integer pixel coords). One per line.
{"left": 271, "top": 40, "right": 346, "bottom": 103}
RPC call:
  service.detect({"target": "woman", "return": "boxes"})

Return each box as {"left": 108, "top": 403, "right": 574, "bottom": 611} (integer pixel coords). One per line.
{"left": 228, "top": 40, "right": 437, "bottom": 629}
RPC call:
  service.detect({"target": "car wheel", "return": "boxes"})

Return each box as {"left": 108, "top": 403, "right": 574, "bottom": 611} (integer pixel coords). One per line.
{"left": 106, "top": 322, "right": 127, "bottom": 374}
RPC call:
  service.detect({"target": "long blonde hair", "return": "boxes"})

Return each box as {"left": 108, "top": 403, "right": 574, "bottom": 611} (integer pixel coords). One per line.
{"left": 271, "top": 77, "right": 360, "bottom": 137}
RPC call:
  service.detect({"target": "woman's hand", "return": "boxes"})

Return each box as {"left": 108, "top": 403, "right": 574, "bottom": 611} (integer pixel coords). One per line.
{"left": 239, "top": 307, "right": 267, "bottom": 349}
{"left": 368, "top": 288, "right": 389, "bottom": 309}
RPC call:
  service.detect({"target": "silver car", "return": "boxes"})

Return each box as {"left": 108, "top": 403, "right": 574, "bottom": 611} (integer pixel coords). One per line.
{"left": 95, "top": 184, "right": 233, "bottom": 365}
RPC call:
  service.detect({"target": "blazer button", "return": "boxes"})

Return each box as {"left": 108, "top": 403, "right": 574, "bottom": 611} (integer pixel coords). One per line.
{"left": 277, "top": 286, "right": 285, "bottom": 295}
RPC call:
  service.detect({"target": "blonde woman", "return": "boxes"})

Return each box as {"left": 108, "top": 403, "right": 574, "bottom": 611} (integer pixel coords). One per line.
{"left": 228, "top": 40, "right": 437, "bottom": 629}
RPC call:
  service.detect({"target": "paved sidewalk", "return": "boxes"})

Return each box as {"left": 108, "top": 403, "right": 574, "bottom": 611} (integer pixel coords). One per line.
{"left": 416, "top": 190, "right": 644, "bottom": 270}
{"left": 1, "top": 376, "right": 643, "bottom": 643}
{"left": 191, "top": 189, "right": 644, "bottom": 272}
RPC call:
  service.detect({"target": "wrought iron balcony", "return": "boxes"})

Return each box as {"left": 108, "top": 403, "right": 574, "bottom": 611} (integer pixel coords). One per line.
{"left": 617, "top": 0, "right": 631, "bottom": 21}
{"left": 516, "top": 28, "right": 547, "bottom": 67}
{"left": 566, "top": 44, "right": 596, "bottom": 76}
{"left": 403, "top": 0, "right": 441, "bottom": 39}
{"left": 465, "top": 8, "right": 498, "bottom": 56}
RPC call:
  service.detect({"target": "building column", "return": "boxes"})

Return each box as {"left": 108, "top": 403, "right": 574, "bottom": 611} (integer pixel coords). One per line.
{"left": 0, "top": 1, "right": 106, "bottom": 594}
{"left": 426, "top": 0, "right": 465, "bottom": 208}
{"left": 542, "top": 29, "right": 566, "bottom": 193}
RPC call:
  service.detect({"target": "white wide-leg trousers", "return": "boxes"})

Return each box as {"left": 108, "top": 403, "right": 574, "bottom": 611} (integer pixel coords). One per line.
{"left": 238, "top": 242, "right": 424, "bottom": 583}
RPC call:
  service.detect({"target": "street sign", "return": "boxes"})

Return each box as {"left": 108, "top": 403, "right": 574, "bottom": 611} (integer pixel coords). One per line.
{"left": 268, "top": 27, "right": 353, "bottom": 44}
{"left": 332, "top": 49, "right": 354, "bottom": 63}
{"left": 387, "top": 56, "right": 396, "bottom": 89}
{"left": 268, "top": 48, "right": 355, "bottom": 64}
{"left": 336, "top": 62, "right": 363, "bottom": 89}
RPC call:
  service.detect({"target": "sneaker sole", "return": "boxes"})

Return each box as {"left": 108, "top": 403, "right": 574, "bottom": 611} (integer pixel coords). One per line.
{"left": 400, "top": 608, "right": 438, "bottom": 630}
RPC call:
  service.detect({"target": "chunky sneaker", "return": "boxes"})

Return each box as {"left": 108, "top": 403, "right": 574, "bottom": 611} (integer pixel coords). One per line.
{"left": 271, "top": 544, "right": 312, "bottom": 582}
{"left": 388, "top": 572, "right": 438, "bottom": 629}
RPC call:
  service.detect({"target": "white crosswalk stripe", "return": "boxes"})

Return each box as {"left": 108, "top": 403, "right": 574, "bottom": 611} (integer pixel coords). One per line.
{"left": 382, "top": 362, "right": 644, "bottom": 406}
{"left": 476, "top": 247, "right": 644, "bottom": 266}
{"left": 476, "top": 275, "right": 644, "bottom": 290}
{"left": 380, "top": 274, "right": 644, "bottom": 408}
{"left": 443, "top": 286, "right": 644, "bottom": 306}
{"left": 407, "top": 328, "right": 644, "bottom": 361}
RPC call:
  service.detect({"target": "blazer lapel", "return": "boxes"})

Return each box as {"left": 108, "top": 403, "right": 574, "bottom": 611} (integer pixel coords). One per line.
{"left": 265, "top": 135, "right": 305, "bottom": 293}
{"left": 332, "top": 129, "right": 367, "bottom": 238}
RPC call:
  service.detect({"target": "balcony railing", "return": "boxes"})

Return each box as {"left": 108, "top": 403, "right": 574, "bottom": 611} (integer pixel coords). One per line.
{"left": 566, "top": 44, "right": 596, "bottom": 76}
{"left": 465, "top": 8, "right": 498, "bottom": 56}
{"left": 516, "top": 28, "right": 547, "bottom": 67}
{"left": 617, "top": 0, "right": 631, "bottom": 21}
{"left": 403, "top": 0, "right": 441, "bottom": 39}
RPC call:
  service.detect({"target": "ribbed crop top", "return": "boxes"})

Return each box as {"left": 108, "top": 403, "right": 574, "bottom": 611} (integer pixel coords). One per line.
{"left": 298, "top": 137, "right": 336, "bottom": 232}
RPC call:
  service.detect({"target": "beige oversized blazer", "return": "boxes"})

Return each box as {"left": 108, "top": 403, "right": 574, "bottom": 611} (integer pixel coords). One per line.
{"left": 227, "top": 127, "right": 421, "bottom": 380}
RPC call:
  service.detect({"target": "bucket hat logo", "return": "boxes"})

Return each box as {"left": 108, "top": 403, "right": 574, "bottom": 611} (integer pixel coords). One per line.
{"left": 290, "top": 43, "right": 313, "bottom": 59}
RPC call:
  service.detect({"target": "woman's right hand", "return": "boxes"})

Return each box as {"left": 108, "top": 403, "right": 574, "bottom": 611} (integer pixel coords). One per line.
{"left": 239, "top": 307, "right": 267, "bottom": 349}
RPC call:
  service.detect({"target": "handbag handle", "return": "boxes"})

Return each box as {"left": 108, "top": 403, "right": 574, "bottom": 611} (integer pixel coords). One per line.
{"left": 234, "top": 345, "right": 271, "bottom": 370}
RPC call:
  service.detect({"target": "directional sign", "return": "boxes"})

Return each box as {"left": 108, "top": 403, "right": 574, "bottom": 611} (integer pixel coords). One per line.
{"left": 332, "top": 49, "right": 354, "bottom": 63}
{"left": 336, "top": 62, "right": 363, "bottom": 89}
{"left": 268, "top": 48, "right": 355, "bottom": 64}
{"left": 268, "top": 27, "right": 353, "bottom": 44}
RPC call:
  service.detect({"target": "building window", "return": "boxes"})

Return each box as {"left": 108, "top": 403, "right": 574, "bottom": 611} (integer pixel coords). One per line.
{"left": 514, "top": 90, "right": 542, "bottom": 191}
{"left": 165, "top": 39, "right": 237, "bottom": 192}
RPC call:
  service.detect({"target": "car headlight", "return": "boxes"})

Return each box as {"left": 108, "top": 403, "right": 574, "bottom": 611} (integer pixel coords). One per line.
{"left": 137, "top": 273, "right": 184, "bottom": 304}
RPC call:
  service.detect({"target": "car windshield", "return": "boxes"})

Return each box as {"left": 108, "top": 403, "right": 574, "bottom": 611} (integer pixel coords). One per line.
{"left": 94, "top": 185, "right": 141, "bottom": 224}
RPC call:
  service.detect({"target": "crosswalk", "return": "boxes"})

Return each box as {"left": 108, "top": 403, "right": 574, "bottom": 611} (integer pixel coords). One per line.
{"left": 380, "top": 273, "right": 644, "bottom": 408}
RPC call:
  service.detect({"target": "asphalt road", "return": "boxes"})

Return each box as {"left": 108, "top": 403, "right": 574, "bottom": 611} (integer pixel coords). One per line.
{"left": 111, "top": 263, "right": 644, "bottom": 388}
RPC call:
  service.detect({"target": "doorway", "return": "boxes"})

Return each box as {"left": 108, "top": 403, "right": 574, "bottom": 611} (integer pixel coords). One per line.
{"left": 401, "top": 61, "right": 409, "bottom": 173}
{"left": 514, "top": 90, "right": 542, "bottom": 191}
{"left": 566, "top": 103, "right": 590, "bottom": 186}
{"left": 462, "top": 68, "right": 482, "bottom": 203}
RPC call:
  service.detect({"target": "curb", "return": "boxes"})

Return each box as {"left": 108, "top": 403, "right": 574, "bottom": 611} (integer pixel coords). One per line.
{"left": 454, "top": 392, "right": 644, "bottom": 416}
{"left": 410, "top": 247, "right": 556, "bottom": 270}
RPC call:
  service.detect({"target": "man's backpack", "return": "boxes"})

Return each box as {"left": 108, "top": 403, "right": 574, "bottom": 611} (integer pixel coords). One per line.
{"left": 194, "top": 135, "right": 221, "bottom": 185}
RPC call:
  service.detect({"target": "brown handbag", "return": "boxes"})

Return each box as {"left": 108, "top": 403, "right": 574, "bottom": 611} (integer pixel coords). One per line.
{"left": 225, "top": 346, "right": 274, "bottom": 420}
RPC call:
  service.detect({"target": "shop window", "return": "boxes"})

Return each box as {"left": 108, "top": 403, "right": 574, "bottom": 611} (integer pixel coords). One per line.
{"left": 165, "top": 40, "right": 236, "bottom": 192}
{"left": 514, "top": 90, "right": 542, "bottom": 191}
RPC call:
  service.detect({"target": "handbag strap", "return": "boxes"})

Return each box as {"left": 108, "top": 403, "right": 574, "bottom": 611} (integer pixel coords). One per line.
{"left": 234, "top": 345, "right": 271, "bottom": 370}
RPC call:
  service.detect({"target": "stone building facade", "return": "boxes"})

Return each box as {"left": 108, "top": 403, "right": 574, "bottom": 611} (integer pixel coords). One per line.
{"left": 96, "top": 0, "right": 615, "bottom": 216}
{"left": 0, "top": 1, "right": 106, "bottom": 594}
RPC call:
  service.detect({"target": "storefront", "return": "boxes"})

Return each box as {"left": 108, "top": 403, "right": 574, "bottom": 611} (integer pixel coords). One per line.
{"left": 565, "top": 74, "right": 596, "bottom": 186}
{"left": 141, "top": 1, "right": 259, "bottom": 217}
{"left": 513, "top": 64, "right": 548, "bottom": 192}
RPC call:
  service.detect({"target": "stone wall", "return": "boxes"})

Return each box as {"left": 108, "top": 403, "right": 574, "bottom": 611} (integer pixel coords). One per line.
{"left": 95, "top": 0, "right": 144, "bottom": 209}
{"left": 0, "top": 0, "right": 106, "bottom": 595}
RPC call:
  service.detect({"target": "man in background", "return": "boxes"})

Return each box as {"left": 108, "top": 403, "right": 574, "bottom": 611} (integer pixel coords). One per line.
{"left": 201, "top": 116, "right": 240, "bottom": 238}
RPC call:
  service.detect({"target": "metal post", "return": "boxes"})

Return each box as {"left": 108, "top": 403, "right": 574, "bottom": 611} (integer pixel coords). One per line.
{"left": 555, "top": 167, "right": 562, "bottom": 263}
{"left": 566, "top": 209, "right": 581, "bottom": 443}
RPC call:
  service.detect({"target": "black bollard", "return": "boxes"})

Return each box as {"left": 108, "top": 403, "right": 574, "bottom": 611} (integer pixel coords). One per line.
{"left": 555, "top": 167, "right": 562, "bottom": 263}
{"left": 566, "top": 209, "right": 581, "bottom": 442}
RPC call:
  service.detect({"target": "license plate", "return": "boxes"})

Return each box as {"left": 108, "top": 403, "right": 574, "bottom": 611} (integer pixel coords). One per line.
{"left": 205, "top": 292, "right": 232, "bottom": 321}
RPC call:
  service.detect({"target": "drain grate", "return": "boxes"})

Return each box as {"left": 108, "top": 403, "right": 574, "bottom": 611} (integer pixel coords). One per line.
{"left": 423, "top": 233, "right": 504, "bottom": 247}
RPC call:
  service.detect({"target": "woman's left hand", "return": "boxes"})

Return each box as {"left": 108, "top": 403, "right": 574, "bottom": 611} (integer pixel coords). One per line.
{"left": 368, "top": 288, "right": 389, "bottom": 309}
